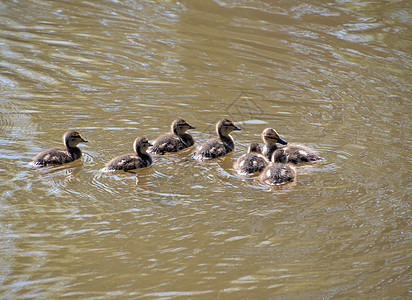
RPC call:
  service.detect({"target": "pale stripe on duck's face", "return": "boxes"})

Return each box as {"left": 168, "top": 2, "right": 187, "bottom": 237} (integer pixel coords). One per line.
{"left": 263, "top": 135, "right": 279, "bottom": 144}
{"left": 172, "top": 119, "right": 195, "bottom": 135}
{"left": 65, "top": 131, "right": 88, "bottom": 148}
{"left": 133, "top": 137, "right": 153, "bottom": 154}
{"left": 217, "top": 119, "right": 241, "bottom": 136}
{"left": 176, "top": 123, "right": 193, "bottom": 134}
{"left": 262, "top": 128, "right": 287, "bottom": 145}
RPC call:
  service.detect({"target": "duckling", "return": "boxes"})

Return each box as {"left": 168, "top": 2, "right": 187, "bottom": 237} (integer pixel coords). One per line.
{"left": 104, "top": 137, "right": 152, "bottom": 172}
{"left": 194, "top": 119, "right": 241, "bottom": 161}
{"left": 260, "top": 149, "right": 296, "bottom": 185}
{"left": 233, "top": 142, "right": 268, "bottom": 176}
{"left": 282, "top": 143, "right": 323, "bottom": 164}
{"left": 149, "top": 118, "right": 195, "bottom": 154}
{"left": 31, "top": 130, "right": 88, "bottom": 167}
{"left": 261, "top": 128, "right": 288, "bottom": 161}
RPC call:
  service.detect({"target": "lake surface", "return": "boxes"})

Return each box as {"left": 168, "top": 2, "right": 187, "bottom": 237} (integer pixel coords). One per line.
{"left": 0, "top": 0, "right": 411, "bottom": 298}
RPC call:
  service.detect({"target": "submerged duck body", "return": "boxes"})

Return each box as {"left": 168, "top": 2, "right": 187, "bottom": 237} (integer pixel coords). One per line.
{"left": 194, "top": 119, "right": 241, "bottom": 161}
{"left": 31, "top": 130, "right": 88, "bottom": 167}
{"left": 104, "top": 137, "right": 152, "bottom": 172}
{"left": 282, "top": 144, "right": 322, "bottom": 164}
{"left": 234, "top": 143, "right": 268, "bottom": 176}
{"left": 149, "top": 119, "right": 195, "bottom": 154}
{"left": 260, "top": 149, "right": 296, "bottom": 185}
{"left": 261, "top": 128, "right": 288, "bottom": 161}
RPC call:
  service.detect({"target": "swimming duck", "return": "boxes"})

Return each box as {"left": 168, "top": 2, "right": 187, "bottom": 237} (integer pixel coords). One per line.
{"left": 31, "top": 130, "right": 88, "bottom": 167}
{"left": 260, "top": 148, "right": 296, "bottom": 185}
{"left": 261, "top": 128, "right": 288, "bottom": 161}
{"left": 104, "top": 137, "right": 152, "bottom": 172}
{"left": 233, "top": 142, "right": 268, "bottom": 176}
{"left": 149, "top": 118, "right": 195, "bottom": 154}
{"left": 193, "top": 118, "right": 241, "bottom": 161}
{"left": 282, "top": 143, "right": 323, "bottom": 164}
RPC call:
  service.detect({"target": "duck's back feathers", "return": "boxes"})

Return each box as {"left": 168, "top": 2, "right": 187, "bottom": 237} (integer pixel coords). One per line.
{"left": 234, "top": 152, "right": 268, "bottom": 175}
{"left": 282, "top": 144, "right": 322, "bottom": 164}
{"left": 260, "top": 149, "right": 296, "bottom": 185}
{"left": 260, "top": 163, "right": 296, "bottom": 185}
{"left": 234, "top": 143, "right": 268, "bottom": 175}
{"left": 32, "top": 147, "right": 81, "bottom": 166}
{"left": 150, "top": 133, "right": 194, "bottom": 154}
{"left": 104, "top": 153, "right": 152, "bottom": 171}
{"left": 194, "top": 138, "right": 230, "bottom": 161}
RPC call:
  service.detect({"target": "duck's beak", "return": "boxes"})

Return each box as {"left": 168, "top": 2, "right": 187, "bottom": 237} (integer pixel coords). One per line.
{"left": 277, "top": 137, "right": 287, "bottom": 145}
{"left": 233, "top": 126, "right": 241, "bottom": 131}
{"left": 188, "top": 125, "right": 196, "bottom": 129}
{"left": 81, "top": 138, "right": 88, "bottom": 143}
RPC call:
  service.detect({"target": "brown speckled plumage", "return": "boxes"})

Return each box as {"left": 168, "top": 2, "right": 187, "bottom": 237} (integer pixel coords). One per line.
{"left": 260, "top": 149, "right": 296, "bottom": 185}
{"left": 104, "top": 137, "right": 152, "bottom": 172}
{"left": 280, "top": 143, "right": 323, "bottom": 164}
{"left": 234, "top": 143, "right": 268, "bottom": 176}
{"left": 31, "top": 130, "right": 88, "bottom": 167}
{"left": 149, "top": 119, "right": 195, "bottom": 154}
{"left": 194, "top": 119, "right": 241, "bottom": 161}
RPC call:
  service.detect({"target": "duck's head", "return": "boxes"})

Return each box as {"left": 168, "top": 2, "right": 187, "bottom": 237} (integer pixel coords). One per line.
{"left": 272, "top": 149, "right": 288, "bottom": 163}
{"left": 216, "top": 119, "right": 241, "bottom": 137}
{"left": 172, "top": 118, "right": 196, "bottom": 135}
{"left": 248, "top": 142, "right": 262, "bottom": 154}
{"left": 64, "top": 130, "right": 88, "bottom": 148}
{"left": 261, "top": 128, "right": 287, "bottom": 146}
{"left": 133, "top": 137, "right": 153, "bottom": 154}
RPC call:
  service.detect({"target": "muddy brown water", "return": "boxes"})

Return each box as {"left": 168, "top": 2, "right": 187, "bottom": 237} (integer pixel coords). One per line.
{"left": 0, "top": 0, "right": 410, "bottom": 298}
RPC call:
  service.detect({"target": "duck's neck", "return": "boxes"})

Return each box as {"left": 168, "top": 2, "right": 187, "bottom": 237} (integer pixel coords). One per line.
{"left": 65, "top": 140, "right": 80, "bottom": 150}
{"left": 219, "top": 133, "right": 234, "bottom": 151}
{"left": 179, "top": 133, "right": 193, "bottom": 147}
{"left": 174, "top": 130, "right": 186, "bottom": 137}
{"left": 137, "top": 151, "right": 152, "bottom": 164}
{"left": 263, "top": 143, "right": 278, "bottom": 160}
{"left": 66, "top": 145, "right": 82, "bottom": 160}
